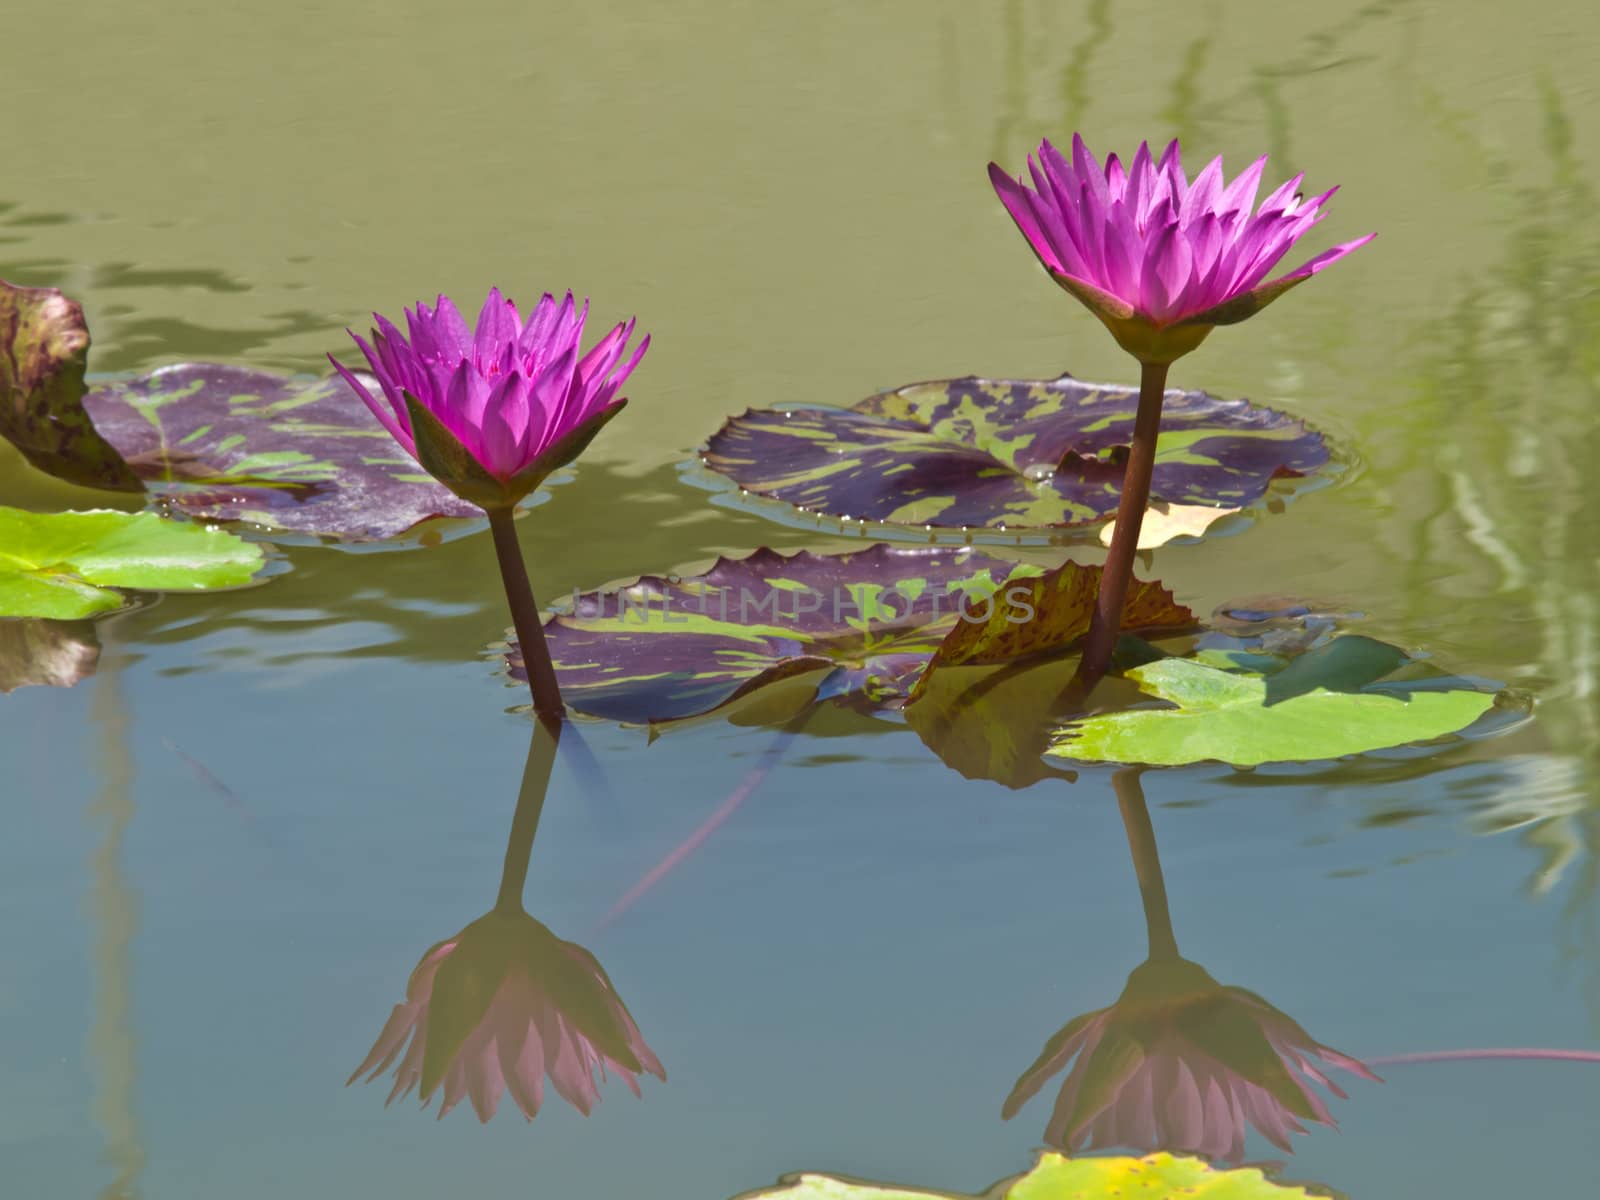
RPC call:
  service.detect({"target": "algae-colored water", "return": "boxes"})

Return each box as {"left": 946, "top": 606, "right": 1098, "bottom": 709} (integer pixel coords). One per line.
{"left": 3, "top": 3, "right": 1598, "bottom": 1196}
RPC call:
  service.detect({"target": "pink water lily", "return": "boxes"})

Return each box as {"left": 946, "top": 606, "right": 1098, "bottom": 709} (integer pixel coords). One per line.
{"left": 331, "top": 287, "right": 648, "bottom": 722}
{"left": 988, "top": 135, "right": 1373, "bottom": 365}
{"left": 349, "top": 909, "right": 665, "bottom": 1122}
{"left": 989, "top": 135, "right": 1373, "bottom": 695}
{"left": 330, "top": 288, "right": 648, "bottom": 510}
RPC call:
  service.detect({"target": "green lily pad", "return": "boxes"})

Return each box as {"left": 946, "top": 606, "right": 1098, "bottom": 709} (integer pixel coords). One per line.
{"left": 702, "top": 375, "right": 1328, "bottom": 537}
{"left": 1049, "top": 638, "right": 1500, "bottom": 767}
{"left": 0, "top": 507, "right": 265, "bottom": 619}
{"left": 1008, "top": 1154, "right": 1317, "bottom": 1200}
{"left": 733, "top": 1152, "right": 1316, "bottom": 1200}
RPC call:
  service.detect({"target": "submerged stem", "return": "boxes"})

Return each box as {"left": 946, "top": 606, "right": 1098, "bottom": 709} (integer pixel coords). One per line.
{"left": 486, "top": 506, "right": 564, "bottom": 724}
{"left": 1070, "top": 359, "right": 1170, "bottom": 695}
{"left": 1113, "top": 766, "right": 1180, "bottom": 961}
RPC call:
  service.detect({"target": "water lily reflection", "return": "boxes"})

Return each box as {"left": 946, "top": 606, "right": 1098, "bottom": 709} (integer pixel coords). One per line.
{"left": 350, "top": 723, "right": 664, "bottom": 1121}
{"left": 1003, "top": 768, "right": 1376, "bottom": 1161}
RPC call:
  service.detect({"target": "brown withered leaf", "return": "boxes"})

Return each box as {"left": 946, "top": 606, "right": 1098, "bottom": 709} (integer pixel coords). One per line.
{"left": 0, "top": 280, "right": 143, "bottom": 491}
{"left": 907, "top": 561, "right": 1193, "bottom": 701}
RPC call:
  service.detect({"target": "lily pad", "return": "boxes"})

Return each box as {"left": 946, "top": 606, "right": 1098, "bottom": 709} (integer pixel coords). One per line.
{"left": 519, "top": 545, "right": 1045, "bottom": 724}
{"left": 1049, "top": 638, "right": 1500, "bottom": 767}
{"left": 733, "top": 1152, "right": 1315, "bottom": 1200}
{"left": 0, "top": 617, "right": 99, "bottom": 692}
{"left": 81, "top": 364, "right": 482, "bottom": 541}
{"left": 0, "top": 507, "right": 265, "bottom": 619}
{"left": 0, "top": 278, "right": 483, "bottom": 541}
{"left": 702, "top": 375, "right": 1328, "bottom": 537}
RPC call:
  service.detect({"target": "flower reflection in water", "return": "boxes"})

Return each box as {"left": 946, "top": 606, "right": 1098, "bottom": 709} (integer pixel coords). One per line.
{"left": 350, "top": 723, "right": 664, "bottom": 1121}
{"left": 1003, "top": 768, "right": 1376, "bottom": 1162}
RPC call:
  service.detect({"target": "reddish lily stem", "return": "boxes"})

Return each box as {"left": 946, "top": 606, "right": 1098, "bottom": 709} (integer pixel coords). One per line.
{"left": 1071, "top": 360, "right": 1170, "bottom": 694}
{"left": 486, "top": 507, "right": 565, "bottom": 724}
{"left": 1113, "top": 766, "right": 1180, "bottom": 962}
{"left": 1368, "top": 1048, "right": 1600, "bottom": 1066}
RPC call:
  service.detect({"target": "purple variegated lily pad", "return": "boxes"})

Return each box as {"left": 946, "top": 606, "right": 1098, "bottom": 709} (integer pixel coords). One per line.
{"left": 81, "top": 364, "right": 482, "bottom": 542}
{"left": 510, "top": 544, "right": 1047, "bottom": 724}
{"left": 0, "top": 279, "right": 494, "bottom": 542}
{"left": 701, "top": 374, "right": 1330, "bottom": 535}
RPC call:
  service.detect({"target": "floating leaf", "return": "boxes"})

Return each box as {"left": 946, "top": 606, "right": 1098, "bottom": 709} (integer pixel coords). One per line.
{"left": 518, "top": 544, "right": 1045, "bottom": 724}
{"left": 0, "top": 279, "right": 143, "bottom": 491}
{"left": 82, "top": 364, "right": 481, "bottom": 541}
{"left": 0, "top": 279, "right": 494, "bottom": 540}
{"left": 1049, "top": 640, "right": 1499, "bottom": 767}
{"left": 909, "top": 560, "right": 1193, "bottom": 701}
{"left": 0, "top": 507, "right": 265, "bottom": 619}
{"left": 0, "top": 617, "right": 100, "bottom": 692}
{"left": 733, "top": 1152, "right": 1315, "bottom": 1200}
{"left": 703, "top": 375, "right": 1327, "bottom": 536}
{"left": 1006, "top": 1152, "right": 1317, "bottom": 1199}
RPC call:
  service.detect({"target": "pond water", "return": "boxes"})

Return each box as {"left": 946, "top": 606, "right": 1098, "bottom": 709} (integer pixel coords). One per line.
{"left": 4, "top": 2, "right": 1599, "bottom": 1197}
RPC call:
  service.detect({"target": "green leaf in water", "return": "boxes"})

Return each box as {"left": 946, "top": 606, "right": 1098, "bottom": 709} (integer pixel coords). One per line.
{"left": 1049, "top": 644, "right": 1498, "bottom": 767}
{"left": 1007, "top": 1153, "right": 1318, "bottom": 1199}
{"left": 0, "top": 507, "right": 265, "bottom": 619}
{"left": 733, "top": 1152, "right": 1316, "bottom": 1200}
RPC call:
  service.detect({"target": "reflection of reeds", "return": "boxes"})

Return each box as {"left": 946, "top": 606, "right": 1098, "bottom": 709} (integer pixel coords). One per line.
{"left": 88, "top": 651, "right": 145, "bottom": 1198}
{"left": 1396, "top": 79, "right": 1600, "bottom": 1012}
{"left": 986, "top": 0, "right": 1407, "bottom": 170}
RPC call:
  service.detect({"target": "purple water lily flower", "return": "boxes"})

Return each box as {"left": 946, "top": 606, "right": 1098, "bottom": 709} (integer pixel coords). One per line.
{"left": 989, "top": 134, "right": 1373, "bottom": 694}
{"left": 331, "top": 287, "right": 648, "bottom": 722}
{"left": 330, "top": 288, "right": 648, "bottom": 511}
{"left": 988, "top": 135, "right": 1374, "bottom": 365}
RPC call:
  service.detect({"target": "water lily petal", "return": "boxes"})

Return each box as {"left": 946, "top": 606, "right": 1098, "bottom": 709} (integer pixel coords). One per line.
{"left": 328, "top": 353, "right": 411, "bottom": 450}
{"left": 1140, "top": 219, "right": 1193, "bottom": 320}
{"left": 431, "top": 294, "right": 475, "bottom": 362}
{"left": 589, "top": 334, "right": 650, "bottom": 416}
{"left": 1217, "top": 154, "right": 1268, "bottom": 221}
{"left": 1182, "top": 155, "right": 1224, "bottom": 226}
{"left": 474, "top": 287, "right": 518, "bottom": 372}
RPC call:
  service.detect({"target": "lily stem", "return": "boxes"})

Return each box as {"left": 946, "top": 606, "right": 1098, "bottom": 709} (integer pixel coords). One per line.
{"left": 1113, "top": 766, "right": 1180, "bottom": 961}
{"left": 1070, "top": 359, "right": 1170, "bottom": 695}
{"left": 486, "top": 506, "right": 565, "bottom": 725}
